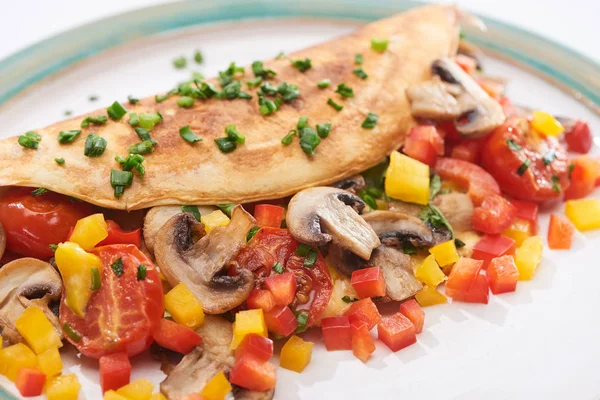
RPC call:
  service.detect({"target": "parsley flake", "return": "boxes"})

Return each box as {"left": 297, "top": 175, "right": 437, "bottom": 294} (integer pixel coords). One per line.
{"left": 335, "top": 83, "right": 354, "bottom": 98}
{"left": 361, "top": 113, "right": 378, "bottom": 129}
{"left": 517, "top": 160, "right": 531, "bottom": 176}
{"left": 291, "top": 58, "right": 312, "bottom": 72}
{"left": 111, "top": 258, "right": 124, "bottom": 277}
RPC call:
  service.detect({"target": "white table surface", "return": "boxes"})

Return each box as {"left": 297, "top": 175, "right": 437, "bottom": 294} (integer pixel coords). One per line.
{"left": 0, "top": 0, "right": 599, "bottom": 65}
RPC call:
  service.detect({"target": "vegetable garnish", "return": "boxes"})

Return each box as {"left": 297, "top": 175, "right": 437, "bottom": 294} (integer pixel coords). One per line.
{"left": 291, "top": 58, "right": 312, "bottom": 72}
{"left": 402, "top": 242, "right": 417, "bottom": 255}
{"left": 272, "top": 262, "right": 284, "bottom": 274}
{"left": 247, "top": 77, "right": 263, "bottom": 88}
{"left": 18, "top": 131, "right": 41, "bottom": 149}
{"left": 90, "top": 268, "right": 101, "bottom": 290}
{"left": 361, "top": 112, "right": 379, "bottom": 129}
{"left": 89, "top": 95, "right": 99, "bottom": 102}
{"left": 57, "top": 130, "right": 82, "bottom": 144}
{"left": 137, "top": 264, "right": 147, "bottom": 281}
{"left": 246, "top": 226, "right": 260, "bottom": 242}
{"left": 218, "top": 62, "right": 245, "bottom": 86}
{"left": 258, "top": 96, "right": 280, "bottom": 116}
{"left": 215, "top": 124, "right": 246, "bottom": 153}
{"left": 116, "top": 154, "right": 145, "bottom": 177}
{"left": 355, "top": 53, "right": 364, "bottom": 65}
{"left": 173, "top": 56, "right": 187, "bottom": 69}
{"left": 275, "top": 51, "right": 286, "bottom": 59}
{"left": 552, "top": 175, "right": 562, "bottom": 193}
{"left": 304, "top": 248, "right": 318, "bottom": 267}
{"left": 63, "top": 323, "right": 81, "bottom": 343}
{"left": 299, "top": 127, "right": 321, "bottom": 155}
{"left": 335, "top": 83, "right": 354, "bottom": 98}
{"left": 429, "top": 174, "right": 442, "bottom": 199}
{"left": 194, "top": 50, "right": 203, "bottom": 64}
{"left": 506, "top": 139, "right": 521, "bottom": 151}
{"left": 327, "top": 98, "right": 343, "bottom": 111}
{"left": 455, "top": 238, "right": 466, "bottom": 248}
{"left": 252, "top": 61, "right": 277, "bottom": 78}
{"left": 219, "top": 81, "right": 252, "bottom": 100}
{"left": 179, "top": 125, "right": 203, "bottom": 144}
{"left": 84, "top": 133, "right": 107, "bottom": 158}
{"left": 110, "top": 170, "right": 134, "bottom": 197}
{"left": 419, "top": 203, "right": 454, "bottom": 238}
{"left": 106, "top": 101, "right": 127, "bottom": 121}
{"left": 260, "top": 82, "right": 278, "bottom": 96}
{"left": 49, "top": 244, "right": 58, "bottom": 252}
{"left": 191, "top": 71, "right": 205, "bottom": 81}
{"left": 54, "top": 158, "right": 65, "bottom": 165}
{"left": 294, "top": 310, "right": 310, "bottom": 334}
{"left": 297, "top": 116, "right": 309, "bottom": 129}
{"left": 317, "top": 79, "right": 331, "bottom": 88}
{"left": 281, "top": 130, "right": 297, "bottom": 145}
{"left": 181, "top": 205, "right": 201, "bottom": 221}
{"left": 316, "top": 123, "right": 332, "bottom": 138}
{"left": 543, "top": 149, "right": 556, "bottom": 166}
{"left": 214, "top": 204, "right": 235, "bottom": 218}
{"left": 111, "top": 257, "right": 125, "bottom": 277}
{"left": 359, "top": 189, "right": 378, "bottom": 210}
{"left": 31, "top": 188, "right": 49, "bottom": 197}
{"left": 353, "top": 67, "right": 368, "bottom": 79}
{"left": 139, "top": 113, "right": 162, "bottom": 130}
{"left": 127, "top": 95, "right": 139, "bottom": 105}
{"left": 155, "top": 88, "right": 177, "bottom": 103}
{"left": 64, "top": 110, "right": 72, "bottom": 116}
{"left": 129, "top": 113, "right": 140, "bottom": 126}
{"left": 81, "top": 115, "right": 108, "bottom": 128}
{"left": 177, "top": 96, "right": 195, "bottom": 108}
{"left": 517, "top": 159, "right": 531, "bottom": 176}
{"left": 371, "top": 38, "right": 389, "bottom": 52}
{"left": 277, "top": 82, "right": 300, "bottom": 102}
{"left": 134, "top": 127, "right": 158, "bottom": 146}
{"left": 128, "top": 140, "right": 154, "bottom": 155}
{"left": 342, "top": 296, "right": 359, "bottom": 303}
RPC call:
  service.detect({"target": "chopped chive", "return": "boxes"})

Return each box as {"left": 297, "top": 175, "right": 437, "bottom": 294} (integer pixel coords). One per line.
{"left": 342, "top": 295, "right": 359, "bottom": 303}
{"left": 219, "top": 81, "right": 252, "bottom": 100}
{"left": 353, "top": 67, "right": 368, "bottom": 80}
{"left": 317, "top": 79, "right": 331, "bottom": 89}
{"left": 57, "top": 130, "right": 82, "bottom": 144}
{"left": 226, "top": 125, "right": 245, "bottom": 144}
{"left": 111, "top": 258, "right": 124, "bottom": 277}
{"left": 106, "top": 101, "right": 127, "bottom": 120}
{"left": 277, "top": 82, "right": 300, "bottom": 102}
{"left": 55, "top": 158, "right": 65, "bottom": 165}
{"left": 129, "top": 113, "right": 140, "bottom": 126}
{"left": 218, "top": 62, "right": 245, "bottom": 87}
{"left": 90, "top": 268, "right": 101, "bottom": 290}
{"left": 303, "top": 247, "right": 318, "bottom": 266}
{"left": 506, "top": 139, "right": 522, "bottom": 151}
{"left": 402, "top": 242, "right": 417, "bottom": 255}
{"left": 194, "top": 50, "right": 203, "bottom": 64}
{"left": 455, "top": 238, "right": 466, "bottom": 248}
{"left": 137, "top": 264, "right": 147, "bottom": 281}
{"left": 299, "top": 127, "right": 321, "bottom": 156}
{"left": 252, "top": 61, "right": 276, "bottom": 78}
{"left": 134, "top": 127, "right": 157, "bottom": 146}
{"left": 215, "top": 138, "right": 236, "bottom": 153}
{"left": 49, "top": 244, "right": 58, "bottom": 252}
{"left": 297, "top": 116, "right": 309, "bottom": 130}
{"left": 281, "top": 130, "right": 297, "bottom": 145}
{"left": 327, "top": 98, "right": 343, "bottom": 111}
{"left": 295, "top": 243, "right": 313, "bottom": 256}
{"left": 191, "top": 71, "right": 205, "bottom": 81}
{"left": 31, "top": 188, "right": 48, "bottom": 197}
{"left": 355, "top": 54, "right": 363, "bottom": 65}
{"left": 371, "top": 38, "right": 389, "bottom": 52}
{"left": 517, "top": 159, "right": 531, "bottom": 176}
{"left": 181, "top": 205, "right": 201, "bottom": 222}
{"left": 543, "top": 149, "right": 556, "bottom": 166}
{"left": 290, "top": 58, "right": 312, "bottom": 72}
{"left": 552, "top": 175, "right": 562, "bottom": 193}
{"left": 359, "top": 189, "right": 378, "bottom": 210}
{"left": 246, "top": 226, "right": 260, "bottom": 242}
{"left": 84, "top": 133, "right": 107, "bottom": 158}
{"left": 173, "top": 56, "right": 187, "bottom": 69}
{"left": 179, "top": 125, "right": 203, "bottom": 143}
{"left": 215, "top": 125, "right": 245, "bottom": 153}
{"left": 127, "top": 95, "right": 139, "bottom": 105}
{"left": 18, "top": 131, "right": 41, "bottom": 149}
{"left": 216, "top": 204, "right": 236, "bottom": 218}
{"left": 116, "top": 154, "right": 145, "bottom": 177}
{"left": 138, "top": 113, "right": 162, "bottom": 130}
{"left": 113, "top": 185, "right": 125, "bottom": 197}
{"left": 272, "top": 262, "right": 284, "bottom": 274}
{"left": 335, "top": 83, "right": 354, "bottom": 98}
{"left": 275, "top": 51, "right": 286, "bottom": 60}
{"left": 110, "top": 170, "right": 133, "bottom": 198}
{"left": 81, "top": 115, "right": 108, "bottom": 128}
{"left": 316, "top": 123, "right": 331, "bottom": 138}
{"left": 63, "top": 323, "right": 81, "bottom": 343}
{"left": 177, "top": 96, "right": 195, "bottom": 108}
{"left": 294, "top": 310, "right": 310, "bottom": 334}
{"left": 361, "top": 112, "right": 378, "bottom": 129}
{"left": 259, "top": 82, "right": 278, "bottom": 96}
{"left": 64, "top": 110, "right": 72, "bottom": 116}
{"left": 258, "top": 96, "right": 279, "bottom": 115}
{"left": 128, "top": 141, "right": 154, "bottom": 155}
{"left": 155, "top": 88, "right": 177, "bottom": 103}
{"left": 247, "top": 76, "right": 263, "bottom": 88}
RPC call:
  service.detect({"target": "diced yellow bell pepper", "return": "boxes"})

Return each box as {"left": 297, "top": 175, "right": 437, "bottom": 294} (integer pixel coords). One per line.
{"left": 502, "top": 218, "right": 532, "bottom": 247}
{"left": 531, "top": 110, "right": 564, "bottom": 137}
{"left": 415, "top": 255, "right": 446, "bottom": 287}
{"left": 15, "top": 306, "right": 63, "bottom": 355}
{"left": 385, "top": 151, "right": 430, "bottom": 205}
{"left": 201, "top": 371, "right": 232, "bottom": 400}
{"left": 164, "top": 282, "right": 205, "bottom": 329}
{"left": 116, "top": 378, "right": 154, "bottom": 400}
{"left": 69, "top": 213, "right": 109, "bottom": 250}
{"left": 565, "top": 199, "right": 600, "bottom": 231}
{"left": 0, "top": 335, "right": 2, "bottom": 349}
{"left": 415, "top": 286, "right": 448, "bottom": 307}
{"left": 375, "top": 199, "right": 388, "bottom": 210}
{"left": 0, "top": 343, "right": 37, "bottom": 381}
{"left": 202, "top": 210, "right": 230, "bottom": 233}
{"left": 104, "top": 391, "right": 129, "bottom": 400}
{"left": 231, "top": 309, "right": 267, "bottom": 349}
{"left": 37, "top": 347, "right": 63, "bottom": 377}
{"left": 280, "top": 335, "right": 313, "bottom": 373}
{"left": 149, "top": 393, "right": 167, "bottom": 400}
{"left": 429, "top": 240, "right": 459, "bottom": 267}
{"left": 55, "top": 242, "right": 104, "bottom": 317}
{"left": 515, "top": 236, "right": 543, "bottom": 280}
{"left": 47, "top": 374, "right": 81, "bottom": 400}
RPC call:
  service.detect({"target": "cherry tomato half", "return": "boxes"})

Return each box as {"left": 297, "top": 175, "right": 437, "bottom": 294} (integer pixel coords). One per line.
{"left": 60, "top": 244, "right": 164, "bottom": 359}
{"left": 0, "top": 188, "right": 92, "bottom": 259}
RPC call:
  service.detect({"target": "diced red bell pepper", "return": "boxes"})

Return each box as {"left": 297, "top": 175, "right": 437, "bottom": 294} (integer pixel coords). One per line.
{"left": 152, "top": 318, "right": 203, "bottom": 355}
{"left": 378, "top": 313, "right": 416, "bottom": 352}
{"left": 321, "top": 316, "right": 352, "bottom": 351}
{"left": 254, "top": 204, "right": 286, "bottom": 228}
{"left": 472, "top": 194, "right": 517, "bottom": 234}
{"left": 455, "top": 54, "right": 477, "bottom": 75}
{"left": 97, "top": 220, "right": 142, "bottom": 248}
{"left": 229, "top": 354, "right": 277, "bottom": 392}
{"left": 565, "top": 120, "right": 593, "bottom": 154}
{"left": 487, "top": 255, "right": 519, "bottom": 294}
{"left": 235, "top": 334, "right": 274, "bottom": 363}
{"left": 450, "top": 140, "right": 482, "bottom": 165}
{"left": 471, "top": 234, "right": 516, "bottom": 269}
{"left": 246, "top": 289, "right": 276, "bottom": 312}
{"left": 446, "top": 257, "right": 483, "bottom": 293}
{"left": 510, "top": 199, "right": 539, "bottom": 233}
{"left": 350, "top": 319, "right": 375, "bottom": 362}
{"left": 435, "top": 158, "right": 501, "bottom": 205}
{"left": 399, "top": 299, "right": 425, "bottom": 334}
{"left": 15, "top": 368, "right": 46, "bottom": 397}
{"left": 403, "top": 125, "right": 445, "bottom": 167}
{"left": 498, "top": 97, "right": 515, "bottom": 117}
{"left": 264, "top": 272, "right": 296, "bottom": 306}
{"left": 547, "top": 214, "right": 574, "bottom": 250}
{"left": 263, "top": 305, "right": 298, "bottom": 337}
{"left": 447, "top": 273, "right": 489, "bottom": 304}
{"left": 344, "top": 298, "right": 381, "bottom": 330}
{"left": 351, "top": 267, "right": 386, "bottom": 299}
{"left": 564, "top": 156, "right": 599, "bottom": 201}
{"left": 99, "top": 352, "right": 131, "bottom": 393}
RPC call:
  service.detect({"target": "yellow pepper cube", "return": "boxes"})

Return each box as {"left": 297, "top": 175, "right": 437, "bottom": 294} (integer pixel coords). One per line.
{"left": 565, "top": 199, "right": 600, "bottom": 231}
{"left": 280, "top": 335, "right": 313, "bottom": 373}
{"left": 515, "top": 236, "right": 543, "bottom": 280}
{"left": 15, "top": 306, "right": 63, "bottom": 354}
{"left": 231, "top": 309, "right": 267, "bottom": 349}
{"left": 531, "top": 110, "right": 564, "bottom": 137}
{"left": 375, "top": 199, "right": 388, "bottom": 210}
{"left": 429, "top": 240, "right": 459, "bottom": 267}
{"left": 37, "top": 347, "right": 63, "bottom": 377}
{"left": 202, "top": 210, "right": 230, "bottom": 233}
{"left": 149, "top": 393, "right": 167, "bottom": 400}
{"left": 385, "top": 151, "right": 430, "bottom": 205}
{"left": 0, "top": 334, "right": 2, "bottom": 349}
{"left": 201, "top": 371, "right": 232, "bottom": 400}
{"left": 0, "top": 343, "right": 37, "bottom": 381}
{"left": 116, "top": 378, "right": 155, "bottom": 400}
{"left": 104, "top": 391, "right": 129, "bottom": 400}
{"left": 47, "top": 374, "right": 81, "bottom": 400}
{"left": 415, "top": 286, "right": 448, "bottom": 307}
{"left": 502, "top": 218, "right": 532, "bottom": 247}
{"left": 165, "top": 282, "right": 205, "bottom": 329}
{"left": 69, "top": 213, "right": 109, "bottom": 250}
{"left": 415, "top": 255, "right": 446, "bottom": 287}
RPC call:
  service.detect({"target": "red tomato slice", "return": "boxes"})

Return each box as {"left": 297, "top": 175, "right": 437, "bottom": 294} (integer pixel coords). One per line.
{"left": 399, "top": 299, "right": 425, "bottom": 334}
{"left": 229, "top": 355, "right": 277, "bottom": 392}
{"left": 60, "top": 245, "right": 164, "bottom": 359}
{"left": 435, "top": 158, "right": 501, "bottom": 205}
{"left": 254, "top": 204, "right": 285, "bottom": 228}
{"left": 98, "top": 220, "right": 142, "bottom": 248}
{"left": 450, "top": 140, "right": 483, "bottom": 165}
{"left": 99, "top": 352, "right": 131, "bottom": 393}
{"left": 471, "top": 234, "right": 516, "bottom": 268}
{"left": 487, "top": 255, "right": 519, "bottom": 294}
{"left": 152, "top": 318, "right": 202, "bottom": 355}
{"left": 350, "top": 267, "right": 386, "bottom": 299}
{"left": 564, "top": 156, "right": 599, "bottom": 201}
{"left": 481, "top": 117, "right": 570, "bottom": 202}
{"left": 447, "top": 273, "right": 489, "bottom": 304}
{"left": 263, "top": 305, "right": 298, "bottom": 337}
{"left": 565, "top": 120, "right": 593, "bottom": 154}
{"left": 446, "top": 257, "right": 483, "bottom": 293}
{"left": 321, "top": 316, "right": 352, "bottom": 351}
{"left": 344, "top": 298, "right": 381, "bottom": 331}
{"left": 378, "top": 313, "right": 416, "bottom": 352}
{"left": 15, "top": 368, "right": 46, "bottom": 397}
{"left": 235, "top": 334, "right": 274, "bottom": 363}
{"left": 350, "top": 319, "right": 375, "bottom": 362}
{"left": 547, "top": 214, "right": 574, "bottom": 250}
{"left": 472, "top": 195, "right": 517, "bottom": 234}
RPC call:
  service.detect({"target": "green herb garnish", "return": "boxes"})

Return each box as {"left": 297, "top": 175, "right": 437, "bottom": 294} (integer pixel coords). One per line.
{"left": 419, "top": 203, "right": 454, "bottom": 238}
{"left": 31, "top": 188, "right": 48, "bottom": 197}
{"left": 218, "top": 62, "right": 245, "bottom": 86}
{"left": 81, "top": 115, "right": 107, "bottom": 128}
{"left": 219, "top": 81, "right": 252, "bottom": 100}
{"left": 247, "top": 226, "right": 260, "bottom": 242}
{"left": 297, "top": 116, "right": 309, "bottom": 129}
{"left": 116, "top": 154, "right": 145, "bottom": 177}
{"left": 353, "top": 67, "right": 368, "bottom": 80}
{"left": 247, "top": 77, "right": 263, "bottom": 88}
{"left": 18, "top": 131, "right": 41, "bottom": 149}
{"left": 215, "top": 124, "right": 245, "bottom": 153}
{"left": 137, "top": 264, "right": 147, "bottom": 281}
{"left": 272, "top": 262, "right": 284, "bottom": 274}
{"left": 316, "top": 123, "right": 331, "bottom": 138}
{"left": 179, "top": 125, "right": 203, "bottom": 143}
{"left": 49, "top": 244, "right": 58, "bottom": 252}
{"left": 258, "top": 96, "right": 279, "bottom": 116}
{"left": 355, "top": 54, "right": 363, "bottom": 65}
{"left": 342, "top": 296, "right": 359, "bottom": 303}
{"left": 90, "top": 268, "right": 101, "bottom": 290}
{"left": 134, "top": 127, "right": 157, "bottom": 145}
{"left": 430, "top": 174, "right": 442, "bottom": 200}
{"left": 543, "top": 149, "right": 556, "bottom": 166}
{"left": 335, "top": 83, "right": 354, "bottom": 98}
{"left": 127, "top": 95, "right": 139, "bottom": 105}
{"left": 359, "top": 190, "right": 377, "bottom": 210}
{"left": 88, "top": 95, "right": 98, "bottom": 102}
{"left": 371, "top": 38, "right": 389, "bottom": 52}
{"left": 295, "top": 243, "right": 313, "bottom": 256}
{"left": 63, "top": 323, "right": 81, "bottom": 343}
{"left": 327, "top": 98, "right": 343, "bottom": 111}
{"left": 402, "top": 242, "right": 417, "bottom": 255}
{"left": 129, "top": 113, "right": 140, "bottom": 126}
{"left": 294, "top": 310, "right": 310, "bottom": 333}
{"left": 128, "top": 140, "right": 154, "bottom": 155}
{"left": 138, "top": 113, "right": 162, "bottom": 131}
{"left": 84, "top": 133, "right": 107, "bottom": 158}
{"left": 110, "top": 170, "right": 133, "bottom": 197}
{"left": 317, "top": 79, "right": 331, "bottom": 88}
{"left": 304, "top": 248, "right": 318, "bottom": 267}
{"left": 111, "top": 258, "right": 124, "bottom": 277}
{"left": 517, "top": 160, "right": 531, "bottom": 176}
{"left": 177, "top": 96, "right": 195, "bottom": 108}
{"left": 215, "top": 204, "right": 235, "bottom": 218}
{"left": 552, "top": 175, "right": 562, "bottom": 193}
{"left": 277, "top": 82, "right": 300, "bottom": 102}
{"left": 55, "top": 158, "right": 65, "bottom": 165}
{"left": 181, "top": 205, "right": 201, "bottom": 222}
{"left": 64, "top": 110, "right": 72, "bottom": 116}
{"left": 107, "top": 101, "right": 127, "bottom": 120}
{"left": 155, "top": 88, "right": 177, "bottom": 103}
{"left": 275, "top": 51, "right": 286, "bottom": 60}
{"left": 194, "top": 50, "right": 203, "bottom": 64}
{"left": 507, "top": 139, "right": 521, "bottom": 151}
{"left": 455, "top": 238, "right": 466, "bottom": 248}
{"left": 173, "top": 56, "right": 187, "bottom": 69}
{"left": 291, "top": 58, "right": 312, "bottom": 72}
{"left": 260, "top": 82, "right": 278, "bottom": 96}
{"left": 299, "top": 127, "right": 321, "bottom": 155}
{"left": 361, "top": 112, "right": 378, "bottom": 129}
{"left": 252, "top": 61, "right": 276, "bottom": 78}
{"left": 281, "top": 130, "right": 297, "bottom": 145}
{"left": 57, "top": 130, "right": 82, "bottom": 144}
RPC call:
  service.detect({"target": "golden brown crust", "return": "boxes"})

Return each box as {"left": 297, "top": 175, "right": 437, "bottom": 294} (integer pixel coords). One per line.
{"left": 0, "top": 5, "right": 459, "bottom": 210}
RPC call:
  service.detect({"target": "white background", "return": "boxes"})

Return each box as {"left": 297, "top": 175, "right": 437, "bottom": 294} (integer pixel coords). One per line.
{"left": 0, "top": 0, "right": 599, "bottom": 63}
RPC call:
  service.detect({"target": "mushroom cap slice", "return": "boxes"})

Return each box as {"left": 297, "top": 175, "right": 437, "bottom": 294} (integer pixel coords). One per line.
{"left": 406, "top": 77, "right": 477, "bottom": 120}
{"left": 363, "top": 211, "right": 434, "bottom": 248}
{"left": 369, "top": 246, "right": 422, "bottom": 302}
{"left": 433, "top": 192, "right": 474, "bottom": 232}
{"left": 0, "top": 258, "right": 62, "bottom": 344}
{"left": 286, "top": 187, "right": 380, "bottom": 260}
{"left": 332, "top": 174, "right": 366, "bottom": 195}
{"left": 154, "top": 206, "right": 255, "bottom": 314}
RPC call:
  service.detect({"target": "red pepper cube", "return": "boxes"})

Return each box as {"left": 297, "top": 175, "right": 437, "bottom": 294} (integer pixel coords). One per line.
{"left": 229, "top": 354, "right": 277, "bottom": 392}
{"left": 351, "top": 267, "right": 386, "bottom": 299}
{"left": 99, "top": 352, "right": 131, "bottom": 393}
{"left": 403, "top": 126, "right": 444, "bottom": 168}
{"left": 254, "top": 204, "right": 285, "bottom": 228}
{"left": 565, "top": 120, "right": 593, "bottom": 154}
{"left": 399, "top": 299, "right": 425, "bottom": 334}
{"left": 152, "top": 318, "right": 203, "bottom": 355}
{"left": 98, "top": 220, "right": 142, "bottom": 247}
{"left": 487, "top": 255, "right": 519, "bottom": 294}
{"left": 350, "top": 319, "right": 375, "bottom": 362}
{"left": 447, "top": 273, "right": 489, "bottom": 304}
{"left": 321, "top": 316, "right": 352, "bottom": 351}
{"left": 446, "top": 257, "right": 483, "bottom": 293}
{"left": 472, "top": 234, "right": 516, "bottom": 269}
{"left": 15, "top": 368, "right": 46, "bottom": 397}
{"left": 264, "top": 272, "right": 296, "bottom": 306}
{"left": 264, "top": 305, "right": 298, "bottom": 337}
{"left": 235, "top": 334, "right": 274, "bottom": 363}
{"left": 378, "top": 313, "right": 416, "bottom": 352}
{"left": 247, "top": 289, "right": 276, "bottom": 312}
{"left": 344, "top": 298, "right": 381, "bottom": 330}
{"left": 510, "top": 199, "right": 539, "bottom": 233}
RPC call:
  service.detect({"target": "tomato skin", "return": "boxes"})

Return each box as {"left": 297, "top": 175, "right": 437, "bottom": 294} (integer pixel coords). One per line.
{"left": 378, "top": 313, "right": 416, "bottom": 352}
{"left": 99, "top": 353, "right": 131, "bottom": 393}
{"left": 481, "top": 118, "right": 570, "bottom": 202}
{"left": 547, "top": 214, "right": 574, "bottom": 250}
{"left": 0, "top": 188, "right": 92, "bottom": 258}
{"left": 321, "top": 316, "right": 352, "bottom": 351}
{"left": 152, "top": 318, "right": 202, "bottom": 355}
{"left": 98, "top": 220, "right": 142, "bottom": 248}
{"left": 450, "top": 140, "right": 482, "bottom": 164}
{"left": 564, "top": 156, "right": 599, "bottom": 201}
{"left": 472, "top": 195, "right": 517, "bottom": 234}
{"left": 565, "top": 121, "right": 593, "bottom": 154}
{"left": 435, "top": 158, "right": 500, "bottom": 205}
{"left": 60, "top": 245, "right": 164, "bottom": 359}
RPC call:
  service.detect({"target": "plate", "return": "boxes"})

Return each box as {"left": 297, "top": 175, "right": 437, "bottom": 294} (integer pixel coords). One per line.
{"left": 1, "top": 1, "right": 600, "bottom": 399}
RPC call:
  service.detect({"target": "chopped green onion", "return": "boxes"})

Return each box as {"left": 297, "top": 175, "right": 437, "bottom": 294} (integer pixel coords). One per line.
{"left": 361, "top": 112, "right": 378, "bottom": 129}
{"left": 111, "top": 170, "right": 133, "bottom": 198}
{"left": 111, "top": 258, "right": 124, "bottom": 277}
{"left": 155, "top": 88, "right": 177, "bottom": 103}
{"left": 316, "top": 123, "right": 331, "bottom": 138}
{"left": 55, "top": 158, "right": 65, "bottom": 165}
{"left": 216, "top": 204, "right": 236, "bottom": 218}
{"left": 113, "top": 186, "right": 125, "bottom": 198}
{"left": 290, "top": 58, "right": 312, "bottom": 72}
{"left": 218, "top": 62, "right": 245, "bottom": 86}
{"left": 259, "top": 82, "right": 278, "bottom": 96}
{"left": 89, "top": 95, "right": 98, "bottom": 102}
{"left": 297, "top": 116, "right": 309, "bottom": 129}
{"left": 219, "top": 81, "right": 252, "bottom": 100}
{"left": 18, "top": 131, "right": 41, "bottom": 149}
{"left": 299, "top": 127, "right": 321, "bottom": 155}
{"left": 225, "top": 125, "right": 245, "bottom": 144}
{"left": 177, "top": 96, "right": 195, "bottom": 108}
{"left": 353, "top": 67, "right": 368, "bottom": 80}
{"left": 402, "top": 242, "right": 417, "bottom": 255}
{"left": 247, "top": 77, "right": 263, "bottom": 88}
{"left": 275, "top": 51, "right": 286, "bottom": 60}
{"left": 173, "top": 56, "right": 187, "bottom": 69}
{"left": 355, "top": 54, "right": 363, "bottom": 65}
{"left": 342, "top": 296, "right": 359, "bottom": 303}
{"left": 129, "top": 141, "right": 154, "bottom": 155}
{"left": 181, "top": 205, "right": 201, "bottom": 222}
{"left": 106, "top": 101, "right": 127, "bottom": 121}
{"left": 194, "top": 50, "right": 203, "bottom": 64}
{"left": 129, "top": 113, "right": 140, "bottom": 126}
{"left": 277, "top": 82, "right": 300, "bottom": 102}
{"left": 281, "top": 130, "right": 297, "bottom": 145}
{"left": 302, "top": 246, "right": 319, "bottom": 267}
{"left": 246, "top": 226, "right": 260, "bottom": 242}
{"left": 138, "top": 113, "right": 162, "bottom": 131}
{"left": 507, "top": 139, "right": 522, "bottom": 151}
{"left": 49, "top": 244, "right": 58, "bottom": 252}
{"left": 455, "top": 238, "right": 466, "bottom": 248}
{"left": 179, "top": 126, "right": 203, "bottom": 143}
{"left": 63, "top": 323, "right": 81, "bottom": 342}
{"left": 57, "top": 130, "right": 82, "bottom": 144}
{"left": 517, "top": 160, "right": 531, "bottom": 176}
{"left": 84, "top": 133, "right": 107, "bottom": 158}
{"left": 31, "top": 188, "right": 48, "bottom": 197}
{"left": 64, "top": 110, "right": 72, "bottom": 116}
{"left": 359, "top": 190, "right": 377, "bottom": 210}
{"left": 127, "top": 95, "right": 139, "bottom": 105}
{"left": 294, "top": 310, "right": 310, "bottom": 333}
{"left": 552, "top": 175, "right": 561, "bottom": 193}
{"left": 252, "top": 61, "right": 276, "bottom": 78}
{"left": 317, "top": 79, "right": 331, "bottom": 89}
{"left": 191, "top": 71, "right": 205, "bottom": 81}
{"left": 258, "top": 96, "right": 279, "bottom": 115}
{"left": 335, "top": 83, "right": 354, "bottom": 98}
{"left": 81, "top": 115, "right": 108, "bottom": 128}
{"left": 134, "top": 127, "right": 157, "bottom": 146}
{"left": 90, "top": 268, "right": 101, "bottom": 290}
{"left": 272, "top": 262, "right": 284, "bottom": 274}
{"left": 429, "top": 174, "right": 442, "bottom": 200}
{"left": 371, "top": 38, "right": 389, "bottom": 52}
{"left": 543, "top": 149, "right": 556, "bottom": 166}
{"left": 137, "top": 264, "right": 147, "bottom": 281}
{"left": 215, "top": 138, "right": 237, "bottom": 153}
{"left": 116, "top": 154, "right": 145, "bottom": 177}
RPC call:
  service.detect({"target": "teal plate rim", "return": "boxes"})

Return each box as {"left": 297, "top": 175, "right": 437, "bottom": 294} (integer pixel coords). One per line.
{"left": 1, "top": 0, "right": 599, "bottom": 398}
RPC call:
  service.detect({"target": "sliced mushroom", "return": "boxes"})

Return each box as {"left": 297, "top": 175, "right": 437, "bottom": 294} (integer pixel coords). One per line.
{"left": 0, "top": 258, "right": 62, "bottom": 344}
{"left": 286, "top": 187, "right": 380, "bottom": 260}
{"left": 387, "top": 201, "right": 422, "bottom": 218}
{"left": 144, "top": 205, "right": 217, "bottom": 254}
{"left": 406, "top": 76, "right": 477, "bottom": 120}
{"left": 154, "top": 206, "right": 255, "bottom": 314}
{"left": 332, "top": 174, "right": 366, "bottom": 194}
{"left": 433, "top": 192, "right": 474, "bottom": 232}
{"left": 368, "top": 246, "right": 422, "bottom": 302}
{"left": 0, "top": 221, "right": 5, "bottom": 261}
{"left": 362, "top": 211, "right": 434, "bottom": 248}
{"left": 328, "top": 244, "right": 365, "bottom": 278}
